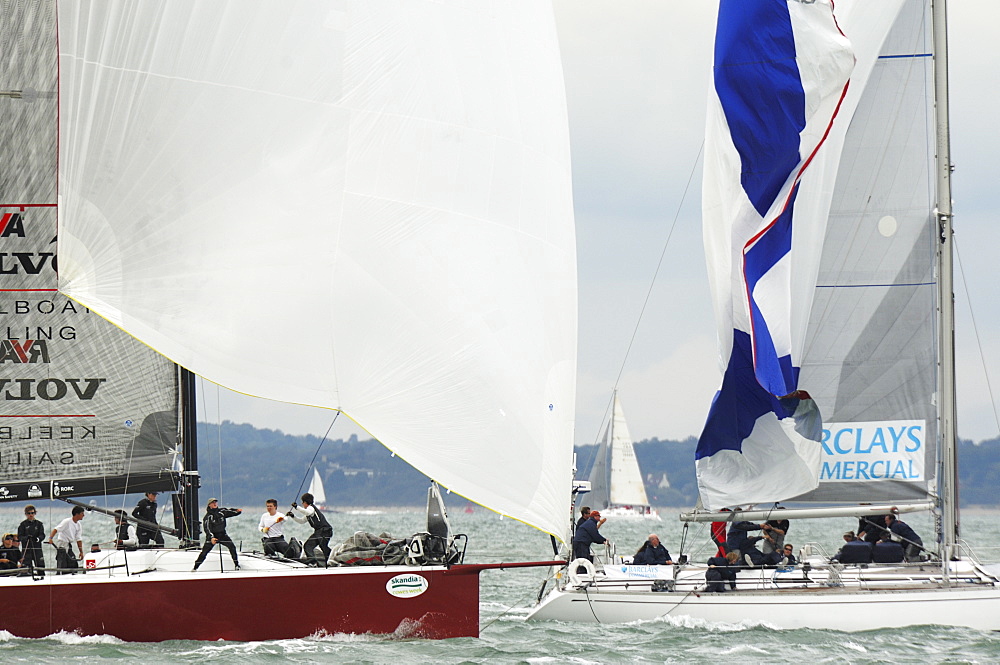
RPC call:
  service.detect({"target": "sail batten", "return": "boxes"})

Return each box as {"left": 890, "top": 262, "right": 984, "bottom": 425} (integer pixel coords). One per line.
{"left": 55, "top": 1, "right": 577, "bottom": 538}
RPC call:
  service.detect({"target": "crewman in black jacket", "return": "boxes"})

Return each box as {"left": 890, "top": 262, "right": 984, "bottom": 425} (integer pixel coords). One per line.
{"left": 132, "top": 491, "right": 165, "bottom": 547}
{"left": 0, "top": 534, "right": 21, "bottom": 571}
{"left": 17, "top": 504, "right": 45, "bottom": 576}
{"left": 192, "top": 498, "right": 242, "bottom": 571}
{"left": 290, "top": 493, "right": 333, "bottom": 567}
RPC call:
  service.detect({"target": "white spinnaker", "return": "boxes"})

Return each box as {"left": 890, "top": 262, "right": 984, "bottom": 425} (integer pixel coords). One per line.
{"left": 56, "top": 1, "right": 577, "bottom": 539}
{"left": 607, "top": 397, "right": 649, "bottom": 508}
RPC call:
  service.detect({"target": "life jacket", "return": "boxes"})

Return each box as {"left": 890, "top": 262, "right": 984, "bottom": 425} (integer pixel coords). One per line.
{"left": 307, "top": 506, "right": 331, "bottom": 532}
{"left": 116, "top": 523, "right": 131, "bottom": 542}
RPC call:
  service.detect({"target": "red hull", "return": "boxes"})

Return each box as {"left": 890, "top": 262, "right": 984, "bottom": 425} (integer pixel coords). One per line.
{"left": 0, "top": 567, "right": 481, "bottom": 641}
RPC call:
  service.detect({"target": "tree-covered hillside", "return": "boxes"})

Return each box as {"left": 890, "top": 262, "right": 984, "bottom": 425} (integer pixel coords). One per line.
{"left": 198, "top": 421, "right": 1000, "bottom": 508}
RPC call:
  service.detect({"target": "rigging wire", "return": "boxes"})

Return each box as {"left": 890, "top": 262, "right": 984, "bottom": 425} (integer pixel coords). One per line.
{"left": 610, "top": 140, "right": 704, "bottom": 394}
{"left": 578, "top": 141, "right": 705, "bottom": 478}
{"left": 954, "top": 236, "right": 1000, "bottom": 437}
{"left": 292, "top": 413, "right": 340, "bottom": 503}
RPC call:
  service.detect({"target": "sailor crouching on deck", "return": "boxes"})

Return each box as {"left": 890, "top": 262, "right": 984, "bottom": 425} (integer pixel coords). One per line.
{"left": 290, "top": 493, "right": 332, "bottom": 567}
{"left": 192, "top": 498, "right": 242, "bottom": 571}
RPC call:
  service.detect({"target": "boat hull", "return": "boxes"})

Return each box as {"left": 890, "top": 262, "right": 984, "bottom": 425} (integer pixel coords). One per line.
{"left": 527, "top": 581, "right": 1000, "bottom": 631}
{"left": 0, "top": 553, "right": 480, "bottom": 641}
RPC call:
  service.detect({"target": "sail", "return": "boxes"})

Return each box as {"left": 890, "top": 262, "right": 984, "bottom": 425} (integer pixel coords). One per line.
{"left": 606, "top": 396, "right": 649, "bottom": 508}
{"left": 795, "top": 0, "right": 938, "bottom": 503}
{"left": 308, "top": 468, "right": 327, "bottom": 507}
{"left": 1, "top": 0, "right": 178, "bottom": 501}
{"left": 54, "top": 1, "right": 577, "bottom": 538}
{"left": 586, "top": 436, "right": 610, "bottom": 511}
{"left": 697, "top": 0, "right": 855, "bottom": 509}
{"left": 587, "top": 395, "right": 649, "bottom": 510}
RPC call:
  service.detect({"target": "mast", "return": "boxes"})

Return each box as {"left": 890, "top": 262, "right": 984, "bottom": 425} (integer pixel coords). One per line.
{"left": 932, "top": 0, "right": 959, "bottom": 559}
{"left": 176, "top": 368, "right": 201, "bottom": 546}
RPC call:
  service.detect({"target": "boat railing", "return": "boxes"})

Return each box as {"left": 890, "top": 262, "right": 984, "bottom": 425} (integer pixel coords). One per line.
{"left": 955, "top": 538, "right": 992, "bottom": 565}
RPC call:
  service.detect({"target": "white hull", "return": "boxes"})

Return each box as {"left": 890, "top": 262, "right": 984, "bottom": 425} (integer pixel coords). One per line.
{"left": 527, "top": 558, "right": 1000, "bottom": 631}
{"left": 600, "top": 506, "right": 661, "bottom": 521}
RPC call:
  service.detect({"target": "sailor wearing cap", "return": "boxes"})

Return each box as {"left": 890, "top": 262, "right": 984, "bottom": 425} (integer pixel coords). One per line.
{"left": 571, "top": 509, "right": 607, "bottom": 564}
{"left": 192, "top": 498, "right": 242, "bottom": 571}
{"left": 0, "top": 533, "right": 20, "bottom": 570}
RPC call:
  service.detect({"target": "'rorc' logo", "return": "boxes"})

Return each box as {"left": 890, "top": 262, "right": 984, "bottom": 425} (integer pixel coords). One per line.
{"left": 0, "top": 340, "right": 50, "bottom": 364}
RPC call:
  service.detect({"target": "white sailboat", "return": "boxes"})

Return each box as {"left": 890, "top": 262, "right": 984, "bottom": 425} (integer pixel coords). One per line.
{"left": 586, "top": 393, "right": 659, "bottom": 520}
{"left": 307, "top": 469, "right": 327, "bottom": 512}
{"left": 1, "top": 0, "right": 576, "bottom": 641}
{"left": 528, "top": 0, "right": 1000, "bottom": 631}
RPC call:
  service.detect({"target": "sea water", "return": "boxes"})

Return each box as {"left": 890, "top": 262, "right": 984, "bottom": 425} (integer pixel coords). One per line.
{"left": 1, "top": 503, "right": 999, "bottom": 663}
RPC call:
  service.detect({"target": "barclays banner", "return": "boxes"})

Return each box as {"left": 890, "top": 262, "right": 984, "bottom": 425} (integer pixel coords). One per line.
{"left": 820, "top": 420, "right": 925, "bottom": 483}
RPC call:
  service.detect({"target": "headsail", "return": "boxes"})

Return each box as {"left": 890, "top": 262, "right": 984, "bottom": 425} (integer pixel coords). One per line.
{"left": 1, "top": 0, "right": 177, "bottom": 501}
{"left": 697, "top": 0, "right": 856, "bottom": 509}
{"left": 55, "top": 1, "right": 576, "bottom": 538}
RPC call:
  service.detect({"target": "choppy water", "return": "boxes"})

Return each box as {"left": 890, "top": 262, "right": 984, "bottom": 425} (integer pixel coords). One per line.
{"left": 3, "top": 503, "right": 1000, "bottom": 663}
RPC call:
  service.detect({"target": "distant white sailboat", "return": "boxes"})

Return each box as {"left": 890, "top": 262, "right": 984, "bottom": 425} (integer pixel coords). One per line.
{"left": 586, "top": 393, "right": 659, "bottom": 520}
{"left": 307, "top": 468, "right": 327, "bottom": 511}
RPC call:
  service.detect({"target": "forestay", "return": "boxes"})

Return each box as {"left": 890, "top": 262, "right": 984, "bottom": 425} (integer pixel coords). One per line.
{"left": 55, "top": 1, "right": 577, "bottom": 538}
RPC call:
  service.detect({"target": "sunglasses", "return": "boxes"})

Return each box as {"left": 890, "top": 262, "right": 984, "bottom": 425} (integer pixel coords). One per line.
{"left": 25, "top": 512, "right": 36, "bottom": 515}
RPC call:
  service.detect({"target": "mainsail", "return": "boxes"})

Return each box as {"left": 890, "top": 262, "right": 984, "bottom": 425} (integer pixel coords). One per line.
{"left": 54, "top": 1, "right": 577, "bottom": 538}
{"left": 795, "top": 0, "right": 938, "bottom": 504}
{"left": 1, "top": 1, "right": 177, "bottom": 501}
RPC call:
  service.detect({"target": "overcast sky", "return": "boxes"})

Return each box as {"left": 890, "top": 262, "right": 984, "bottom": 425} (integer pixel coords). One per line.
{"left": 201, "top": 1, "right": 1000, "bottom": 448}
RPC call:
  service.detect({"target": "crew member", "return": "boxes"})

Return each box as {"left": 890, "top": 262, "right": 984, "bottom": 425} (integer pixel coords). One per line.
{"left": 17, "top": 505, "right": 45, "bottom": 575}
{"left": 48, "top": 506, "right": 85, "bottom": 574}
{"left": 113, "top": 510, "right": 138, "bottom": 550}
{"left": 290, "top": 492, "right": 333, "bottom": 567}
{"left": 885, "top": 513, "right": 924, "bottom": 562}
{"left": 571, "top": 509, "right": 607, "bottom": 564}
{"left": 0, "top": 534, "right": 21, "bottom": 571}
{"left": 192, "top": 498, "right": 242, "bottom": 571}
{"left": 132, "top": 491, "right": 165, "bottom": 547}
{"left": 632, "top": 533, "right": 672, "bottom": 565}
{"left": 259, "top": 498, "right": 289, "bottom": 556}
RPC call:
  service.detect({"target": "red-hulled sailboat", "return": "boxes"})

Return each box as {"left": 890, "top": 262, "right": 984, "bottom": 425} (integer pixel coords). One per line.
{"left": 0, "top": 0, "right": 576, "bottom": 641}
